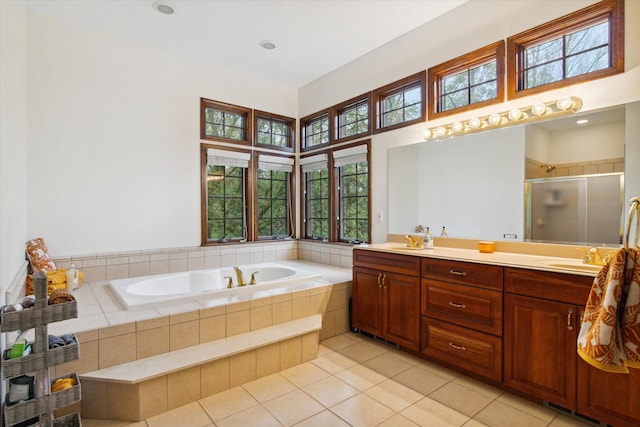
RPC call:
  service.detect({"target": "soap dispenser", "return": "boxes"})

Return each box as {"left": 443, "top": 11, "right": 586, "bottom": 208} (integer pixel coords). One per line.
{"left": 441, "top": 226, "right": 448, "bottom": 237}
{"left": 425, "top": 227, "right": 434, "bottom": 249}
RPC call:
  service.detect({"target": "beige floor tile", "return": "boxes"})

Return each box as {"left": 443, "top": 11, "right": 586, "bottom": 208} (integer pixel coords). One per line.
{"left": 334, "top": 364, "right": 387, "bottom": 391}
{"left": 301, "top": 375, "right": 359, "bottom": 407}
{"left": 317, "top": 344, "right": 333, "bottom": 357}
{"left": 280, "top": 362, "right": 330, "bottom": 387}
{"left": 429, "top": 381, "right": 494, "bottom": 417}
{"left": 474, "top": 400, "right": 550, "bottom": 427}
{"left": 292, "top": 409, "right": 350, "bottom": 426}
{"left": 81, "top": 420, "right": 132, "bottom": 427}
{"left": 452, "top": 375, "right": 503, "bottom": 399}
{"left": 329, "top": 393, "right": 395, "bottom": 427}
{"left": 401, "top": 396, "right": 470, "bottom": 427}
{"left": 311, "top": 350, "right": 358, "bottom": 374}
{"left": 364, "top": 352, "right": 414, "bottom": 377}
{"left": 377, "top": 414, "right": 420, "bottom": 426}
{"left": 242, "top": 372, "right": 297, "bottom": 403}
{"left": 337, "top": 341, "right": 387, "bottom": 363}
{"left": 549, "top": 413, "right": 599, "bottom": 426}
{"left": 198, "top": 386, "right": 259, "bottom": 421}
{"left": 415, "top": 358, "right": 460, "bottom": 381}
{"left": 496, "top": 392, "right": 558, "bottom": 422}
{"left": 386, "top": 349, "right": 423, "bottom": 366}
{"left": 145, "top": 402, "right": 211, "bottom": 427}
{"left": 215, "top": 404, "right": 282, "bottom": 427}
{"left": 320, "top": 333, "right": 360, "bottom": 350}
{"left": 262, "top": 389, "right": 325, "bottom": 426}
{"left": 365, "top": 379, "right": 424, "bottom": 412}
{"left": 462, "top": 419, "right": 489, "bottom": 427}
{"left": 392, "top": 366, "right": 450, "bottom": 395}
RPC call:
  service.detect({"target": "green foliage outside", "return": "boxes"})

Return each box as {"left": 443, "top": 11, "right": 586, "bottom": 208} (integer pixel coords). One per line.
{"left": 207, "top": 165, "right": 244, "bottom": 240}
{"left": 338, "top": 102, "right": 369, "bottom": 138}
{"left": 205, "top": 108, "right": 245, "bottom": 140}
{"left": 340, "top": 162, "right": 369, "bottom": 242}
{"left": 257, "top": 118, "right": 289, "bottom": 147}
{"left": 305, "top": 169, "right": 329, "bottom": 239}
{"left": 305, "top": 115, "right": 329, "bottom": 148}
{"left": 382, "top": 87, "right": 421, "bottom": 127}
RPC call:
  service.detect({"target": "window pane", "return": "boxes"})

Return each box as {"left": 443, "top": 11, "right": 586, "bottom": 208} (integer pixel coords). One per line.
{"left": 403, "top": 87, "right": 421, "bottom": 106}
{"left": 383, "top": 94, "right": 403, "bottom": 113}
{"left": 405, "top": 104, "right": 421, "bottom": 121}
{"left": 525, "top": 61, "right": 563, "bottom": 88}
{"left": 470, "top": 81, "right": 497, "bottom": 103}
{"left": 470, "top": 62, "right": 496, "bottom": 85}
{"left": 566, "top": 46, "right": 609, "bottom": 77}
{"left": 443, "top": 91, "right": 468, "bottom": 111}
{"left": 257, "top": 118, "right": 271, "bottom": 133}
{"left": 382, "top": 110, "right": 403, "bottom": 127}
{"left": 443, "top": 71, "right": 468, "bottom": 93}
{"left": 566, "top": 21, "right": 608, "bottom": 55}
{"left": 525, "top": 38, "right": 562, "bottom": 67}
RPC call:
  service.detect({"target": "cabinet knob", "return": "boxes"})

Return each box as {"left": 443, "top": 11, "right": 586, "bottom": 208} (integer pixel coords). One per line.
{"left": 567, "top": 308, "right": 574, "bottom": 330}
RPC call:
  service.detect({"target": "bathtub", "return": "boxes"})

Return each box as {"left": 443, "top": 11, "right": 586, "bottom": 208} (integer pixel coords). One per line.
{"left": 109, "top": 262, "right": 323, "bottom": 309}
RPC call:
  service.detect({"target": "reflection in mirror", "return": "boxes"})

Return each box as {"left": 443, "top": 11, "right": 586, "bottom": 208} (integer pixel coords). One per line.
{"left": 388, "top": 105, "right": 626, "bottom": 245}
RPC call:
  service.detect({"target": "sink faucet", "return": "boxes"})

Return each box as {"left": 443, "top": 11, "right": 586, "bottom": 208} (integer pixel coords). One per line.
{"left": 583, "top": 247, "right": 608, "bottom": 266}
{"left": 233, "top": 266, "right": 246, "bottom": 286}
{"left": 404, "top": 235, "right": 424, "bottom": 249}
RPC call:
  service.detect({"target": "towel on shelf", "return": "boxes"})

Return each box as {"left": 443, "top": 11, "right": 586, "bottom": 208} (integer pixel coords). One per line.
{"left": 577, "top": 247, "right": 640, "bottom": 372}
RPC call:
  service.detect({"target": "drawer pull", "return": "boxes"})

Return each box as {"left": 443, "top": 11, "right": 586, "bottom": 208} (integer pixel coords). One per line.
{"left": 567, "top": 308, "right": 574, "bottom": 330}
{"left": 449, "top": 270, "right": 467, "bottom": 277}
{"left": 448, "top": 302, "right": 467, "bottom": 309}
{"left": 448, "top": 342, "right": 467, "bottom": 351}
{"left": 377, "top": 273, "right": 382, "bottom": 287}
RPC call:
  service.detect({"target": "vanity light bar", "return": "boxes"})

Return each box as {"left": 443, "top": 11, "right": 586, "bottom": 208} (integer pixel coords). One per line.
{"left": 423, "top": 96, "right": 583, "bottom": 141}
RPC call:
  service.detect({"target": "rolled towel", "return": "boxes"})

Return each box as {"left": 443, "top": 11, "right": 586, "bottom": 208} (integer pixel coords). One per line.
{"left": 48, "top": 289, "right": 75, "bottom": 305}
{"left": 48, "top": 335, "right": 66, "bottom": 349}
{"left": 61, "top": 334, "right": 76, "bottom": 345}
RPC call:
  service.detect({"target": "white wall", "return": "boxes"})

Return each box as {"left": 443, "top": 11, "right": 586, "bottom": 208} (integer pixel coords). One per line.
{"left": 26, "top": 13, "right": 298, "bottom": 257}
{"left": 548, "top": 121, "right": 625, "bottom": 164}
{"left": 300, "top": 0, "right": 640, "bottom": 243}
{"left": 1, "top": 1, "right": 29, "bottom": 296}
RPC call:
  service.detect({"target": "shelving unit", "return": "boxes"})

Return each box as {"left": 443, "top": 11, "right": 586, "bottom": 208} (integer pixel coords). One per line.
{"left": 1, "top": 272, "right": 81, "bottom": 427}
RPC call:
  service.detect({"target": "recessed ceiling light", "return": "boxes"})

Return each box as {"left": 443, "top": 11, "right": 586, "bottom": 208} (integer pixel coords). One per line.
{"left": 576, "top": 119, "right": 589, "bottom": 125}
{"left": 260, "top": 40, "right": 276, "bottom": 50}
{"left": 152, "top": 1, "right": 175, "bottom": 15}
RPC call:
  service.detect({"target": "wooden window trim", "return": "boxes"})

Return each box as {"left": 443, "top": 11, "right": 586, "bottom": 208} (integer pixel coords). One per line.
{"left": 301, "top": 149, "right": 332, "bottom": 241}
{"left": 200, "top": 98, "right": 252, "bottom": 145}
{"left": 331, "top": 92, "right": 373, "bottom": 144}
{"left": 252, "top": 152, "right": 296, "bottom": 241}
{"left": 428, "top": 41, "right": 505, "bottom": 121}
{"left": 300, "top": 108, "right": 331, "bottom": 152}
{"left": 372, "top": 71, "right": 426, "bottom": 134}
{"left": 507, "top": 0, "right": 624, "bottom": 100}
{"left": 200, "top": 143, "right": 253, "bottom": 246}
{"left": 253, "top": 110, "right": 295, "bottom": 152}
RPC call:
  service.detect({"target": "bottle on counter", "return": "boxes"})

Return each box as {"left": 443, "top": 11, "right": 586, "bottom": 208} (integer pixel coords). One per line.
{"left": 425, "top": 227, "right": 434, "bottom": 249}
{"left": 441, "top": 226, "right": 448, "bottom": 237}
{"left": 66, "top": 263, "right": 79, "bottom": 290}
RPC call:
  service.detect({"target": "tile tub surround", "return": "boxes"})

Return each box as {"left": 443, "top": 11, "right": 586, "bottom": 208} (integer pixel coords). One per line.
{"left": 46, "top": 260, "right": 351, "bottom": 421}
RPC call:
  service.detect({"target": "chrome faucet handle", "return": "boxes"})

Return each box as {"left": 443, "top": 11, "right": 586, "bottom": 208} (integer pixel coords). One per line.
{"left": 250, "top": 271, "right": 259, "bottom": 285}
{"left": 224, "top": 276, "right": 234, "bottom": 288}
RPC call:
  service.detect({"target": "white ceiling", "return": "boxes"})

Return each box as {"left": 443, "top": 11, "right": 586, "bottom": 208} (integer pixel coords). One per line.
{"left": 26, "top": 0, "right": 468, "bottom": 88}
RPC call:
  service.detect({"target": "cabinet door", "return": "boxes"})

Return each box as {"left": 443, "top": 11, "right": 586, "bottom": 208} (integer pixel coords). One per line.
{"left": 382, "top": 272, "right": 420, "bottom": 351}
{"left": 352, "top": 267, "right": 383, "bottom": 336}
{"left": 577, "top": 359, "right": 640, "bottom": 427}
{"left": 504, "top": 294, "right": 577, "bottom": 409}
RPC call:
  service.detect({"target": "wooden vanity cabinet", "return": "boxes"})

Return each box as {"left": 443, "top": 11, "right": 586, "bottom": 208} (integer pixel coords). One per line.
{"left": 420, "top": 259, "right": 503, "bottom": 382}
{"left": 503, "top": 268, "right": 592, "bottom": 410}
{"left": 352, "top": 249, "right": 421, "bottom": 351}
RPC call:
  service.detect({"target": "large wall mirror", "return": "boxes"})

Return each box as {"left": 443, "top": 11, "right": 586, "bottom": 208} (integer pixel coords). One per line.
{"left": 388, "top": 103, "right": 632, "bottom": 246}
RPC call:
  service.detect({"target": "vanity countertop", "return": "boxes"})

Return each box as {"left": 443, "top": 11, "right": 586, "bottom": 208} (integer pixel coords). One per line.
{"left": 356, "top": 242, "right": 604, "bottom": 277}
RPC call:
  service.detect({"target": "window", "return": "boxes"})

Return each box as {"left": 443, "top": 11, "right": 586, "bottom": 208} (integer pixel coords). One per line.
{"left": 428, "top": 41, "right": 504, "bottom": 120}
{"left": 373, "top": 71, "right": 425, "bottom": 133}
{"left": 201, "top": 98, "right": 252, "bottom": 144}
{"left": 300, "top": 109, "right": 330, "bottom": 151}
{"left": 334, "top": 145, "right": 369, "bottom": 243}
{"left": 301, "top": 153, "right": 330, "bottom": 240}
{"left": 201, "top": 147, "right": 250, "bottom": 243}
{"left": 254, "top": 111, "right": 295, "bottom": 152}
{"left": 256, "top": 155, "right": 294, "bottom": 239}
{"left": 507, "top": 0, "right": 623, "bottom": 99}
{"left": 332, "top": 93, "right": 372, "bottom": 143}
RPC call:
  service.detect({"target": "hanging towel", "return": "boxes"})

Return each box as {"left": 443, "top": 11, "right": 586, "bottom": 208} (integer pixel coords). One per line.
{"left": 577, "top": 247, "right": 640, "bottom": 372}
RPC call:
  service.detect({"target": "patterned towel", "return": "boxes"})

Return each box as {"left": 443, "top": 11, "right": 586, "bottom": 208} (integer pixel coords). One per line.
{"left": 577, "top": 247, "right": 640, "bottom": 373}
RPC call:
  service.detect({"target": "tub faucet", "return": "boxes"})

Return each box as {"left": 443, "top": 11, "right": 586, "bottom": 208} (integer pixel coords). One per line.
{"left": 233, "top": 266, "right": 246, "bottom": 287}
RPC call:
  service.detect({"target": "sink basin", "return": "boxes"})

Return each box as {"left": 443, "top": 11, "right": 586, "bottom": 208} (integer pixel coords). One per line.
{"left": 389, "top": 246, "right": 427, "bottom": 251}
{"left": 547, "top": 263, "right": 602, "bottom": 272}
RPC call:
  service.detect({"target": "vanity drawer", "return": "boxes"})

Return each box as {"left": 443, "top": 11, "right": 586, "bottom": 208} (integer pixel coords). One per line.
{"left": 353, "top": 249, "right": 420, "bottom": 276}
{"left": 422, "top": 259, "right": 503, "bottom": 290}
{"left": 504, "top": 267, "right": 592, "bottom": 305}
{"left": 421, "top": 280, "right": 502, "bottom": 336}
{"left": 421, "top": 317, "right": 502, "bottom": 382}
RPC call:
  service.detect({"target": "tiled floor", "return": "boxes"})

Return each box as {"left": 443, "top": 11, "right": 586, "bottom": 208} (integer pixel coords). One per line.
{"left": 82, "top": 332, "right": 598, "bottom": 427}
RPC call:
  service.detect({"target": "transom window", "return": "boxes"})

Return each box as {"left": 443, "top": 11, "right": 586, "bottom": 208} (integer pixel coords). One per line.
{"left": 254, "top": 111, "right": 295, "bottom": 152}
{"left": 507, "top": 0, "right": 623, "bottom": 99}
{"left": 200, "top": 98, "right": 251, "bottom": 144}
{"left": 428, "top": 41, "right": 504, "bottom": 120}
{"left": 301, "top": 110, "right": 330, "bottom": 151}
{"left": 373, "top": 72, "right": 425, "bottom": 133}
{"left": 332, "top": 94, "right": 371, "bottom": 143}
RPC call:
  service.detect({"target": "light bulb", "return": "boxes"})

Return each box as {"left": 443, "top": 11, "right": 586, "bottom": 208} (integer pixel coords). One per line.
{"left": 557, "top": 98, "right": 574, "bottom": 111}
{"left": 508, "top": 109, "right": 522, "bottom": 121}
{"left": 468, "top": 117, "right": 481, "bottom": 129}
{"left": 451, "top": 122, "right": 463, "bottom": 133}
{"left": 531, "top": 103, "right": 547, "bottom": 116}
{"left": 434, "top": 126, "right": 447, "bottom": 137}
{"left": 423, "top": 129, "right": 432, "bottom": 140}
{"left": 488, "top": 114, "right": 501, "bottom": 126}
